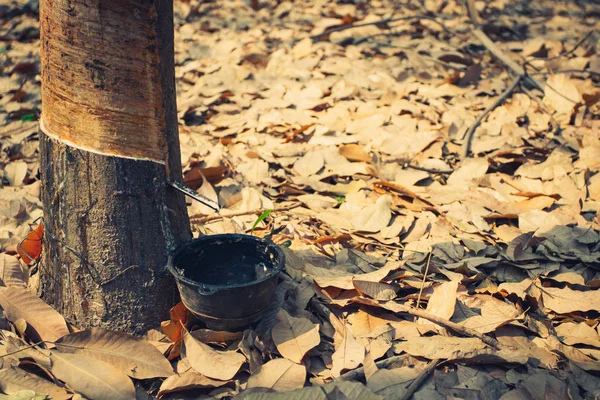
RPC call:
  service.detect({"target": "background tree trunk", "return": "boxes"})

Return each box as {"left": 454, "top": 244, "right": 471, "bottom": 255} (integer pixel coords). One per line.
{"left": 39, "top": 0, "right": 191, "bottom": 334}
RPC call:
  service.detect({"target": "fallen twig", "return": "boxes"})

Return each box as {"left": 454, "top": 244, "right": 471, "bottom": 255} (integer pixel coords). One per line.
{"left": 406, "top": 163, "right": 454, "bottom": 175}
{"left": 471, "top": 28, "right": 543, "bottom": 92}
{"left": 405, "top": 306, "right": 501, "bottom": 349}
{"left": 460, "top": 74, "right": 522, "bottom": 160}
{"left": 310, "top": 15, "right": 450, "bottom": 42}
{"left": 399, "top": 358, "right": 441, "bottom": 400}
{"left": 546, "top": 29, "right": 596, "bottom": 61}
{"left": 311, "top": 297, "right": 501, "bottom": 349}
{"left": 189, "top": 202, "right": 302, "bottom": 223}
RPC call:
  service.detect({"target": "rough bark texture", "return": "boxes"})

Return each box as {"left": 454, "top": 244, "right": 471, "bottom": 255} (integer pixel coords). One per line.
{"left": 39, "top": 0, "right": 191, "bottom": 334}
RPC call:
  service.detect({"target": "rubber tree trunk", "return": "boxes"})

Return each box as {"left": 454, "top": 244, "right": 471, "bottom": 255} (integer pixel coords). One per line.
{"left": 39, "top": 0, "right": 191, "bottom": 334}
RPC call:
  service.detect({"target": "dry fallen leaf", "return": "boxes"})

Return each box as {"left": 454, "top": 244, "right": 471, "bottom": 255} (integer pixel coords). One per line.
{"left": 351, "top": 195, "right": 392, "bottom": 233}
{"left": 543, "top": 74, "right": 582, "bottom": 116}
{"left": 55, "top": 327, "right": 174, "bottom": 379}
{"left": 0, "top": 254, "right": 27, "bottom": 287}
{"left": 50, "top": 351, "right": 135, "bottom": 400}
{"left": 271, "top": 309, "right": 320, "bottom": 363}
{"left": 419, "top": 280, "right": 459, "bottom": 325}
{"left": 541, "top": 286, "right": 600, "bottom": 314}
{"left": 331, "top": 326, "right": 365, "bottom": 377}
{"left": 0, "top": 287, "right": 69, "bottom": 342}
{"left": 339, "top": 144, "right": 371, "bottom": 163}
{"left": 0, "top": 366, "right": 70, "bottom": 400}
{"left": 247, "top": 358, "right": 306, "bottom": 392}
{"left": 182, "top": 331, "right": 245, "bottom": 380}
{"left": 393, "top": 336, "right": 488, "bottom": 359}
{"left": 158, "top": 369, "right": 231, "bottom": 397}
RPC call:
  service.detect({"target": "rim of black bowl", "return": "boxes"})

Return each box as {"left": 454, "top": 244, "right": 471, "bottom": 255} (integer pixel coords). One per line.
{"left": 166, "top": 234, "right": 285, "bottom": 291}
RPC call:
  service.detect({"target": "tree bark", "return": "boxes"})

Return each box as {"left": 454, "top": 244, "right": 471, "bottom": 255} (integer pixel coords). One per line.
{"left": 39, "top": 0, "right": 191, "bottom": 334}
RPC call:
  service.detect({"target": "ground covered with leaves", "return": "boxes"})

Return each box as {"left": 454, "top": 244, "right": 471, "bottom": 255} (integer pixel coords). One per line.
{"left": 1, "top": 0, "right": 600, "bottom": 399}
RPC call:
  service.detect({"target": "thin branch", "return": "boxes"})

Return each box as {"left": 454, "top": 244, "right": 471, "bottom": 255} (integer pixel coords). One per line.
{"left": 190, "top": 202, "right": 302, "bottom": 223}
{"left": 470, "top": 28, "right": 543, "bottom": 92}
{"left": 399, "top": 358, "right": 441, "bottom": 400}
{"left": 310, "top": 15, "right": 450, "bottom": 42}
{"left": 406, "top": 164, "right": 454, "bottom": 175}
{"left": 404, "top": 306, "right": 501, "bottom": 349}
{"left": 416, "top": 251, "right": 432, "bottom": 308}
{"left": 545, "top": 29, "right": 596, "bottom": 61}
{"left": 0, "top": 341, "right": 48, "bottom": 359}
{"left": 460, "top": 74, "right": 522, "bottom": 160}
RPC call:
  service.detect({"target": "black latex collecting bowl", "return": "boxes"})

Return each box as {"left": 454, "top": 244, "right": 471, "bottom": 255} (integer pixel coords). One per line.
{"left": 167, "top": 234, "right": 284, "bottom": 330}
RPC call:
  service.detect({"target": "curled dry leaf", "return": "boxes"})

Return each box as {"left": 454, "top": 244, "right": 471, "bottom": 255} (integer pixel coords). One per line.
{"left": 49, "top": 351, "right": 135, "bottom": 400}
{"left": 0, "top": 287, "right": 69, "bottom": 342}
{"left": 247, "top": 358, "right": 306, "bottom": 392}
{"left": 160, "top": 302, "right": 191, "bottom": 360}
{"left": 0, "top": 366, "right": 71, "bottom": 400}
{"left": 182, "top": 331, "right": 245, "bottom": 380}
{"left": 55, "top": 327, "right": 174, "bottom": 379}
{"left": 161, "top": 302, "right": 190, "bottom": 343}
{"left": 271, "top": 309, "right": 320, "bottom": 363}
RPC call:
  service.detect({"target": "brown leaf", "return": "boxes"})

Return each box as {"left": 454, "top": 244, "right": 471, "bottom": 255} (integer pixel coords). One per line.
{"left": 419, "top": 280, "right": 458, "bottom": 325}
{"left": 272, "top": 309, "right": 320, "bottom": 363}
{"left": 555, "top": 322, "right": 600, "bottom": 348}
{"left": 496, "top": 326, "right": 558, "bottom": 369}
{"left": 183, "top": 165, "right": 229, "bottom": 189}
{"left": 0, "top": 254, "right": 28, "bottom": 287}
{"left": 182, "top": 331, "right": 245, "bottom": 380}
{"left": 393, "top": 336, "right": 487, "bottom": 360}
{"left": 331, "top": 326, "right": 365, "bottom": 377}
{"left": 541, "top": 286, "right": 600, "bottom": 314}
{"left": 191, "top": 328, "right": 244, "bottom": 344}
{"left": 543, "top": 74, "right": 582, "bottom": 116}
{"left": 247, "top": 358, "right": 306, "bottom": 392}
{"left": 360, "top": 324, "right": 393, "bottom": 360}
{"left": 347, "top": 309, "right": 398, "bottom": 338}
{"left": 294, "top": 150, "right": 325, "bottom": 177}
{"left": 158, "top": 369, "right": 231, "bottom": 397}
{"left": 307, "top": 262, "right": 402, "bottom": 291}
{"left": 351, "top": 195, "right": 392, "bottom": 233}
{"left": 353, "top": 281, "right": 397, "bottom": 301}
{"left": 367, "top": 365, "right": 422, "bottom": 398}
{"left": 55, "top": 327, "right": 174, "bottom": 379}
{"left": 3, "top": 160, "right": 28, "bottom": 186}
{"left": 0, "top": 366, "right": 70, "bottom": 400}
{"left": 0, "top": 287, "right": 69, "bottom": 342}
{"left": 50, "top": 351, "right": 135, "bottom": 400}
{"left": 339, "top": 144, "right": 371, "bottom": 163}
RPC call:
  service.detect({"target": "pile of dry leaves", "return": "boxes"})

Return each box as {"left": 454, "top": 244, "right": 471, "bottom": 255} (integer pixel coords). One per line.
{"left": 1, "top": 0, "right": 600, "bottom": 398}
